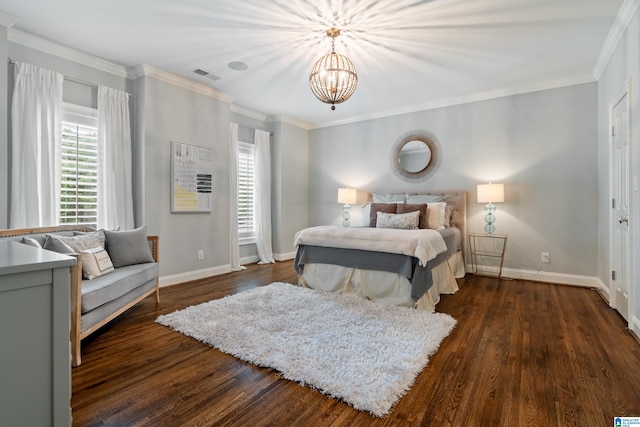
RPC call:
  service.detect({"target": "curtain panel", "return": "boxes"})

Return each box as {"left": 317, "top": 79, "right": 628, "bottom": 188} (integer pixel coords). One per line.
{"left": 255, "top": 129, "right": 274, "bottom": 264}
{"left": 10, "top": 62, "right": 63, "bottom": 228}
{"left": 97, "top": 86, "right": 134, "bottom": 230}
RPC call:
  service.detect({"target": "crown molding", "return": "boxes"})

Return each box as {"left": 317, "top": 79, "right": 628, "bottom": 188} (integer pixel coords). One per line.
{"left": 230, "top": 104, "right": 269, "bottom": 122}
{"left": 269, "top": 115, "right": 312, "bottom": 130}
{"left": 0, "top": 10, "right": 17, "bottom": 28}
{"left": 133, "top": 64, "right": 234, "bottom": 103}
{"left": 593, "top": 0, "right": 640, "bottom": 79}
{"left": 311, "top": 73, "right": 596, "bottom": 129}
{"left": 8, "top": 28, "right": 132, "bottom": 78}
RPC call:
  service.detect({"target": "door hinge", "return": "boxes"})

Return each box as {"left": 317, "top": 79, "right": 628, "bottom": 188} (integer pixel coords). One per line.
{"left": 612, "top": 198, "right": 616, "bottom": 209}
{"left": 612, "top": 270, "right": 616, "bottom": 281}
{"left": 612, "top": 126, "right": 616, "bottom": 137}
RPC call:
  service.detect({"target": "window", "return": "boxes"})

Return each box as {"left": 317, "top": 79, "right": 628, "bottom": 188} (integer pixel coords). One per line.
{"left": 237, "top": 141, "right": 256, "bottom": 242}
{"left": 60, "top": 103, "right": 99, "bottom": 228}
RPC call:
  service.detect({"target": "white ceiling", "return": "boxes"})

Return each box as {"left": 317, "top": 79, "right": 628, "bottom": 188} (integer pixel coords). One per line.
{"left": 0, "top": 0, "right": 627, "bottom": 128}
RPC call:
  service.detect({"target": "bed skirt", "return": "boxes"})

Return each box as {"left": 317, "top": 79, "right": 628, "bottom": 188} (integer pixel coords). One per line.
{"left": 297, "top": 251, "right": 465, "bottom": 312}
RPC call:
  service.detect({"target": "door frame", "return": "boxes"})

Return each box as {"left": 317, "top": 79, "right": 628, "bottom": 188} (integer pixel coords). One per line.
{"left": 608, "top": 79, "right": 633, "bottom": 325}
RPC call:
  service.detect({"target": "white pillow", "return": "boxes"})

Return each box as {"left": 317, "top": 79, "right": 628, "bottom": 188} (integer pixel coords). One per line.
{"left": 360, "top": 203, "right": 371, "bottom": 227}
{"left": 373, "top": 192, "right": 405, "bottom": 203}
{"left": 80, "top": 247, "right": 115, "bottom": 280}
{"left": 427, "top": 202, "right": 447, "bottom": 230}
{"left": 406, "top": 194, "right": 449, "bottom": 204}
{"left": 376, "top": 211, "right": 420, "bottom": 230}
{"left": 54, "top": 230, "right": 106, "bottom": 252}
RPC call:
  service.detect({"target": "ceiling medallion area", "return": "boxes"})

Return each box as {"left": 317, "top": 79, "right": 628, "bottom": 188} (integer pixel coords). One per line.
{"left": 309, "top": 28, "right": 358, "bottom": 110}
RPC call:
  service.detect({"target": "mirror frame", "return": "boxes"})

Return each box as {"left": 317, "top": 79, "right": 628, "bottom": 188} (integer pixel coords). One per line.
{"left": 389, "top": 130, "right": 442, "bottom": 183}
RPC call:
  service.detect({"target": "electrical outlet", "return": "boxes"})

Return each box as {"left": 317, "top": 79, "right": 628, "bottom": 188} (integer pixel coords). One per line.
{"left": 541, "top": 252, "right": 550, "bottom": 263}
{"left": 197, "top": 250, "right": 204, "bottom": 261}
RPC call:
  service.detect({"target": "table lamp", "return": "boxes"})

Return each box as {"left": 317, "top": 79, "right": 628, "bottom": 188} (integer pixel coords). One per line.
{"left": 337, "top": 187, "right": 357, "bottom": 227}
{"left": 477, "top": 183, "right": 504, "bottom": 235}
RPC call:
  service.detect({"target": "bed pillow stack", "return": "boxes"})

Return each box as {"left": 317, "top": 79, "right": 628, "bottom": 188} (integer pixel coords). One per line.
{"left": 361, "top": 193, "right": 451, "bottom": 230}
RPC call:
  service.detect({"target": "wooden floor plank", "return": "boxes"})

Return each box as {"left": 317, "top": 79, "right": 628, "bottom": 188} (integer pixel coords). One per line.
{"left": 71, "top": 262, "right": 640, "bottom": 426}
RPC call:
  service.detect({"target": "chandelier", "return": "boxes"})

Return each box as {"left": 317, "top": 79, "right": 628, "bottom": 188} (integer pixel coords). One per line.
{"left": 309, "top": 28, "right": 358, "bottom": 110}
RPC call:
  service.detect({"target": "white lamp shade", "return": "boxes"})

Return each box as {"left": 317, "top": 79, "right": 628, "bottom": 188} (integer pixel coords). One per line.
{"left": 477, "top": 183, "right": 504, "bottom": 203}
{"left": 337, "top": 187, "right": 357, "bottom": 204}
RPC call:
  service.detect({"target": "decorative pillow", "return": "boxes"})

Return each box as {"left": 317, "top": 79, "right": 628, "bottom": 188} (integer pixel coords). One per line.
{"left": 406, "top": 194, "right": 449, "bottom": 204}
{"left": 369, "top": 203, "right": 399, "bottom": 227}
{"left": 396, "top": 203, "right": 428, "bottom": 229}
{"left": 54, "top": 230, "right": 106, "bottom": 252}
{"left": 104, "top": 226, "right": 154, "bottom": 268}
{"left": 445, "top": 204, "right": 455, "bottom": 228}
{"left": 376, "top": 211, "right": 420, "bottom": 230}
{"left": 79, "top": 247, "right": 115, "bottom": 279}
{"left": 426, "top": 202, "right": 447, "bottom": 230}
{"left": 43, "top": 236, "right": 76, "bottom": 254}
{"left": 22, "top": 237, "right": 43, "bottom": 248}
{"left": 373, "top": 192, "right": 405, "bottom": 203}
{"left": 360, "top": 203, "right": 371, "bottom": 227}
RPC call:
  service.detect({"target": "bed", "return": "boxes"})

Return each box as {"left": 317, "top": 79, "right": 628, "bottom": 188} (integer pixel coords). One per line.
{"left": 293, "top": 191, "right": 467, "bottom": 312}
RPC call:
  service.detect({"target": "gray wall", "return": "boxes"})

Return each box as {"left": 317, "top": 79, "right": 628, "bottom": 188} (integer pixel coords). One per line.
{"left": 597, "top": 5, "right": 640, "bottom": 335}
{"left": 271, "top": 120, "right": 309, "bottom": 258}
{"left": 139, "top": 75, "right": 232, "bottom": 277}
{"left": 309, "top": 83, "right": 599, "bottom": 277}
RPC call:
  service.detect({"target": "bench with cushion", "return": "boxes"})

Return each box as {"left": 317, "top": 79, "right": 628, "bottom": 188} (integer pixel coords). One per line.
{"left": 0, "top": 225, "right": 159, "bottom": 366}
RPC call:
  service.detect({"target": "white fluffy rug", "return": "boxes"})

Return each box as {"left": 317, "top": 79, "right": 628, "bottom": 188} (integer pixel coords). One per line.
{"left": 156, "top": 282, "right": 456, "bottom": 417}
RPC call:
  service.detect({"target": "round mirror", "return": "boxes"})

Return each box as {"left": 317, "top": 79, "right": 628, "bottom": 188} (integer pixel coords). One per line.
{"left": 390, "top": 130, "right": 442, "bottom": 183}
{"left": 398, "top": 140, "right": 432, "bottom": 173}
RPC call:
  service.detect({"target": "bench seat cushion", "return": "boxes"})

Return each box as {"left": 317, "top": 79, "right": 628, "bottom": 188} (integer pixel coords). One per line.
{"left": 81, "top": 262, "right": 159, "bottom": 313}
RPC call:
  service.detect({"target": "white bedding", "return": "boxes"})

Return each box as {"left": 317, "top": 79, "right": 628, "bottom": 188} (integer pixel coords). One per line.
{"left": 298, "top": 251, "right": 465, "bottom": 312}
{"left": 294, "top": 225, "right": 446, "bottom": 267}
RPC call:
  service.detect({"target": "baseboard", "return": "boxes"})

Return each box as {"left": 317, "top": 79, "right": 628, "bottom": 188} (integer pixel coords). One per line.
{"left": 631, "top": 316, "right": 640, "bottom": 340}
{"left": 466, "top": 264, "right": 607, "bottom": 292}
{"left": 159, "top": 264, "right": 232, "bottom": 287}
{"left": 240, "top": 255, "right": 259, "bottom": 265}
{"left": 160, "top": 253, "right": 295, "bottom": 287}
{"left": 275, "top": 251, "right": 296, "bottom": 261}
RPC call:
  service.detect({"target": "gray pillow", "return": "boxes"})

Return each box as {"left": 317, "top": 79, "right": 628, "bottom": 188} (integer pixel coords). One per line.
{"left": 43, "top": 236, "right": 75, "bottom": 254}
{"left": 22, "top": 237, "right": 43, "bottom": 248}
{"left": 104, "top": 226, "right": 154, "bottom": 268}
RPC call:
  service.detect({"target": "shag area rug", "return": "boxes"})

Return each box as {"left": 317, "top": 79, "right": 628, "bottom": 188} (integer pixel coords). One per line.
{"left": 156, "top": 282, "right": 456, "bottom": 417}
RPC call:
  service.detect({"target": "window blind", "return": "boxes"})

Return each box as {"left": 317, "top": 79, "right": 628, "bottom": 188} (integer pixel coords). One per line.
{"left": 60, "top": 104, "right": 99, "bottom": 228}
{"left": 237, "top": 142, "right": 255, "bottom": 236}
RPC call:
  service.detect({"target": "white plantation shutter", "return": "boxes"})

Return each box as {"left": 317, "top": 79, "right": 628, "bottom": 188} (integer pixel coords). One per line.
{"left": 237, "top": 142, "right": 255, "bottom": 238}
{"left": 60, "top": 104, "right": 99, "bottom": 227}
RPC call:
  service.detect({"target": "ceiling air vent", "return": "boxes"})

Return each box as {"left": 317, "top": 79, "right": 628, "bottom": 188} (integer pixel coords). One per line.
{"left": 192, "top": 68, "right": 220, "bottom": 81}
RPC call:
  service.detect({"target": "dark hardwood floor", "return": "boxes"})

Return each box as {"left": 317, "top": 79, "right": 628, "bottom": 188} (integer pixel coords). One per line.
{"left": 72, "top": 262, "right": 640, "bottom": 426}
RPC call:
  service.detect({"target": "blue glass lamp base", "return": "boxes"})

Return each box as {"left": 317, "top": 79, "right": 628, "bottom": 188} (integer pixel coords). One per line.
{"left": 484, "top": 202, "right": 496, "bottom": 235}
{"left": 342, "top": 204, "right": 351, "bottom": 227}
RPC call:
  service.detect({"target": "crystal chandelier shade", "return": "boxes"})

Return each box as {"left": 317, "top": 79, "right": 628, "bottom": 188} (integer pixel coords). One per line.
{"left": 309, "top": 28, "right": 358, "bottom": 110}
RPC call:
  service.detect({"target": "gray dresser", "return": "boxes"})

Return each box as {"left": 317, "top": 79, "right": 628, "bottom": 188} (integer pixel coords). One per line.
{"left": 0, "top": 241, "right": 76, "bottom": 426}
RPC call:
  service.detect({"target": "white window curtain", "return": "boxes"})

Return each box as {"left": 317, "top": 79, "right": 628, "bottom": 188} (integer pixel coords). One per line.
{"left": 97, "top": 86, "right": 134, "bottom": 230}
{"left": 255, "top": 129, "right": 274, "bottom": 264}
{"left": 10, "top": 62, "right": 63, "bottom": 228}
{"left": 230, "top": 122, "right": 246, "bottom": 271}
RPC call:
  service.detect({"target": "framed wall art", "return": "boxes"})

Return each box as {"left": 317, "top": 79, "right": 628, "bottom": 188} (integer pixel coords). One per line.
{"left": 171, "top": 141, "right": 213, "bottom": 213}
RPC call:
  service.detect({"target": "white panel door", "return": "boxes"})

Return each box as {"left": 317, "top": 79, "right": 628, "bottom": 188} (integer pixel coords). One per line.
{"left": 612, "top": 91, "right": 630, "bottom": 321}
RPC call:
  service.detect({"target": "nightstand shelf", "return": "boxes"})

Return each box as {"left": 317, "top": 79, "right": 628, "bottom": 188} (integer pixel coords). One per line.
{"left": 469, "top": 233, "right": 508, "bottom": 279}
